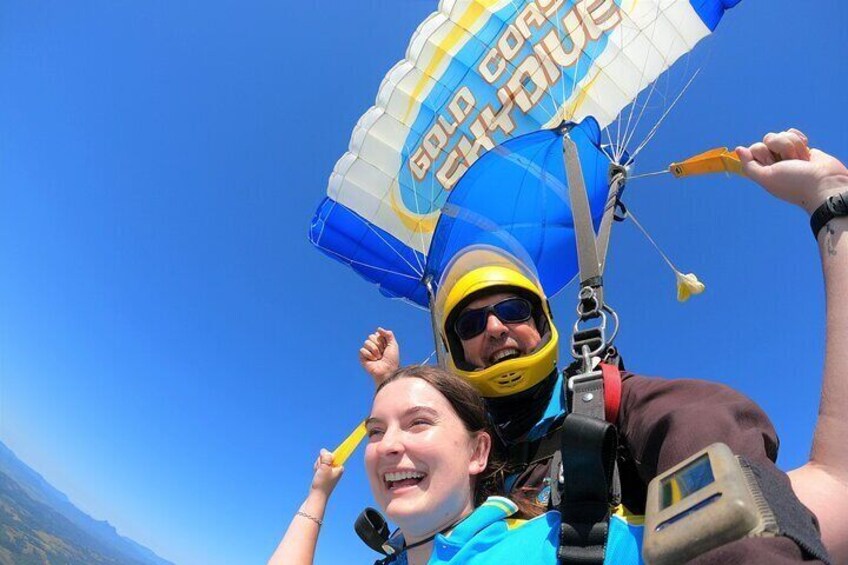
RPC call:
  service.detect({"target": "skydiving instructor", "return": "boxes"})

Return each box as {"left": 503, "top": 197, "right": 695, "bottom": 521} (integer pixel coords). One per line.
{"left": 360, "top": 129, "right": 848, "bottom": 563}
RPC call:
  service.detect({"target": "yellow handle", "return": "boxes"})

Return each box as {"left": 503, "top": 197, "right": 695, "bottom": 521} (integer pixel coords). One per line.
{"left": 669, "top": 147, "right": 743, "bottom": 178}
{"left": 331, "top": 421, "right": 367, "bottom": 467}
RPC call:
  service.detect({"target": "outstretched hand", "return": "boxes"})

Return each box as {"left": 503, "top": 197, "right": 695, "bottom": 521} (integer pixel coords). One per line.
{"left": 359, "top": 327, "right": 399, "bottom": 386}
{"left": 736, "top": 129, "right": 848, "bottom": 214}
{"left": 311, "top": 449, "right": 344, "bottom": 497}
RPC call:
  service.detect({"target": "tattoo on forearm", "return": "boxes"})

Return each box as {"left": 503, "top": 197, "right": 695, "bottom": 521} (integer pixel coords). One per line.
{"left": 826, "top": 224, "right": 839, "bottom": 256}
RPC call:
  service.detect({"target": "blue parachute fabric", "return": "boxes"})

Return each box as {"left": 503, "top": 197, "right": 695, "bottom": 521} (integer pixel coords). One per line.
{"left": 310, "top": 199, "right": 429, "bottom": 305}
{"left": 689, "top": 0, "right": 743, "bottom": 31}
{"left": 425, "top": 118, "right": 611, "bottom": 300}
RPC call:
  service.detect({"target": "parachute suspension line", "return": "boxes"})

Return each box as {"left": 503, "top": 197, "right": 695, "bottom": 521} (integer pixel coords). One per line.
{"left": 624, "top": 204, "right": 706, "bottom": 301}
{"left": 619, "top": 55, "right": 683, "bottom": 162}
{"left": 315, "top": 245, "right": 422, "bottom": 280}
{"left": 419, "top": 349, "right": 437, "bottom": 366}
{"left": 548, "top": 2, "right": 586, "bottom": 123}
{"left": 612, "top": 12, "right": 657, "bottom": 157}
{"left": 311, "top": 201, "right": 333, "bottom": 248}
{"left": 359, "top": 220, "right": 425, "bottom": 277}
{"left": 624, "top": 206, "right": 680, "bottom": 274}
{"left": 567, "top": 3, "right": 588, "bottom": 125}
{"left": 425, "top": 276, "right": 445, "bottom": 367}
{"left": 325, "top": 203, "right": 425, "bottom": 277}
{"left": 315, "top": 197, "right": 425, "bottom": 277}
{"left": 615, "top": 3, "right": 660, "bottom": 162}
{"left": 618, "top": 3, "right": 689, "bottom": 160}
{"left": 616, "top": 0, "right": 672, "bottom": 163}
{"left": 626, "top": 68, "right": 702, "bottom": 165}
{"left": 611, "top": 28, "right": 623, "bottom": 160}
{"left": 410, "top": 174, "right": 428, "bottom": 275}
{"left": 400, "top": 136, "right": 431, "bottom": 275}
{"left": 553, "top": 0, "right": 574, "bottom": 125}
{"left": 545, "top": 0, "right": 589, "bottom": 127}
{"left": 543, "top": 0, "right": 685, "bottom": 164}
{"left": 627, "top": 169, "right": 670, "bottom": 181}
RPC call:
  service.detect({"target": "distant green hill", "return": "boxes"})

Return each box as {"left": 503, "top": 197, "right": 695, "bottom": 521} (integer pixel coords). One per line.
{"left": 0, "top": 441, "right": 173, "bottom": 565}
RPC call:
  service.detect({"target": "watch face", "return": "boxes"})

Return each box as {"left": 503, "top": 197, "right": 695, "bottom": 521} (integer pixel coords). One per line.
{"left": 660, "top": 453, "right": 715, "bottom": 510}
{"left": 655, "top": 492, "right": 723, "bottom": 532}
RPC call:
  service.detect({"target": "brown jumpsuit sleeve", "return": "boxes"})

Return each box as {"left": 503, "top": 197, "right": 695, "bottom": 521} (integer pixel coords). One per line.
{"left": 617, "top": 374, "right": 826, "bottom": 564}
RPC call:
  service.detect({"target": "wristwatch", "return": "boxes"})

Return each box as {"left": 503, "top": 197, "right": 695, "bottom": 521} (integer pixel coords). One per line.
{"left": 810, "top": 191, "right": 848, "bottom": 239}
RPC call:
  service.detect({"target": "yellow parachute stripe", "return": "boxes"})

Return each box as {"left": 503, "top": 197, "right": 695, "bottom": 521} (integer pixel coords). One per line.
{"left": 389, "top": 182, "right": 439, "bottom": 234}
{"left": 569, "top": 72, "right": 602, "bottom": 118}
{"left": 392, "top": 1, "right": 507, "bottom": 233}
{"left": 403, "top": 1, "right": 500, "bottom": 123}
{"left": 391, "top": 1, "right": 606, "bottom": 232}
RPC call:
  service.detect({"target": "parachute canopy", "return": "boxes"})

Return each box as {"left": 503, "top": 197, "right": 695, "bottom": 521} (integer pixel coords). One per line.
{"left": 310, "top": 0, "right": 741, "bottom": 307}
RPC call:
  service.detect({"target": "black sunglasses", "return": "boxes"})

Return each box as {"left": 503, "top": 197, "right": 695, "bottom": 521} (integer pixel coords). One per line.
{"left": 453, "top": 297, "right": 534, "bottom": 340}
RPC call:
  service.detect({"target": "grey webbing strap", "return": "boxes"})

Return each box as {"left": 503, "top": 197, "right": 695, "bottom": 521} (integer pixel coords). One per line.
{"left": 563, "top": 135, "right": 626, "bottom": 282}
{"left": 563, "top": 136, "right": 603, "bottom": 302}
{"left": 560, "top": 134, "right": 621, "bottom": 565}
{"left": 597, "top": 172, "right": 626, "bottom": 274}
{"left": 425, "top": 276, "right": 446, "bottom": 367}
{"left": 562, "top": 131, "right": 609, "bottom": 427}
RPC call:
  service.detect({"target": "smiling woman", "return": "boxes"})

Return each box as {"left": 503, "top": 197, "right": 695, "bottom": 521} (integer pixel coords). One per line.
{"left": 267, "top": 365, "right": 641, "bottom": 565}
{"left": 363, "top": 367, "right": 492, "bottom": 555}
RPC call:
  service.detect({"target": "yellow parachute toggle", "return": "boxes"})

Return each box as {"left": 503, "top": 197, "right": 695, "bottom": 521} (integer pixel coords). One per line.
{"left": 669, "top": 147, "right": 743, "bottom": 178}
{"left": 331, "top": 421, "right": 367, "bottom": 467}
{"left": 675, "top": 271, "right": 705, "bottom": 302}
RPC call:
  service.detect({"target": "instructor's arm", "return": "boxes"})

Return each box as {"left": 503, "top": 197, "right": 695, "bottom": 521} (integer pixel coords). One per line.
{"left": 738, "top": 129, "right": 848, "bottom": 563}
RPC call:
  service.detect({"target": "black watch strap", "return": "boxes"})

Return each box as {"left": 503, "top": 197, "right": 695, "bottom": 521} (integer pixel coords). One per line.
{"left": 810, "top": 191, "right": 848, "bottom": 239}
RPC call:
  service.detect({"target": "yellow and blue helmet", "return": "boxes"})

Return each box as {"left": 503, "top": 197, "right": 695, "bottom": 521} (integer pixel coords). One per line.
{"left": 432, "top": 247, "right": 558, "bottom": 398}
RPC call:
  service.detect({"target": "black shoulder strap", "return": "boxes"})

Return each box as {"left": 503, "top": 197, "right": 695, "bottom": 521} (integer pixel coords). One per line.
{"left": 556, "top": 364, "right": 619, "bottom": 565}
{"left": 557, "top": 415, "right": 618, "bottom": 564}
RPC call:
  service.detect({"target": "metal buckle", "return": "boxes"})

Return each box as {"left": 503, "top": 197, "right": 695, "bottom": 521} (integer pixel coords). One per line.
{"left": 567, "top": 368, "right": 604, "bottom": 392}
{"left": 571, "top": 327, "right": 605, "bottom": 359}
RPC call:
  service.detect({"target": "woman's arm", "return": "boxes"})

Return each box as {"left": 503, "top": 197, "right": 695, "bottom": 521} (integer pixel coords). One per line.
{"left": 267, "top": 449, "right": 343, "bottom": 565}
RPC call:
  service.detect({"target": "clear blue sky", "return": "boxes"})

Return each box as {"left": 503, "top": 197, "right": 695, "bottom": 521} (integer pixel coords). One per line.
{"left": 1, "top": 2, "right": 846, "bottom": 564}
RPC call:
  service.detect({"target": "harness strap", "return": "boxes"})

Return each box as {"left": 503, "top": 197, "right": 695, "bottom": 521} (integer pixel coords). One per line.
{"left": 597, "top": 169, "right": 627, "bottom": 274}
{"left": 559, "top": 131, "right": 625, "bottom": 565}
{"left": 558, "top": 413, "right": 619, "bottom": 565}
{"left": 506, "top": 364, "right": 622, "bottom": 467}
{"left": 554, "top": 361, "right": 623, "bottom": 565}
{"left": 563, "top": 133, "right": 604, "bottom": 300}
